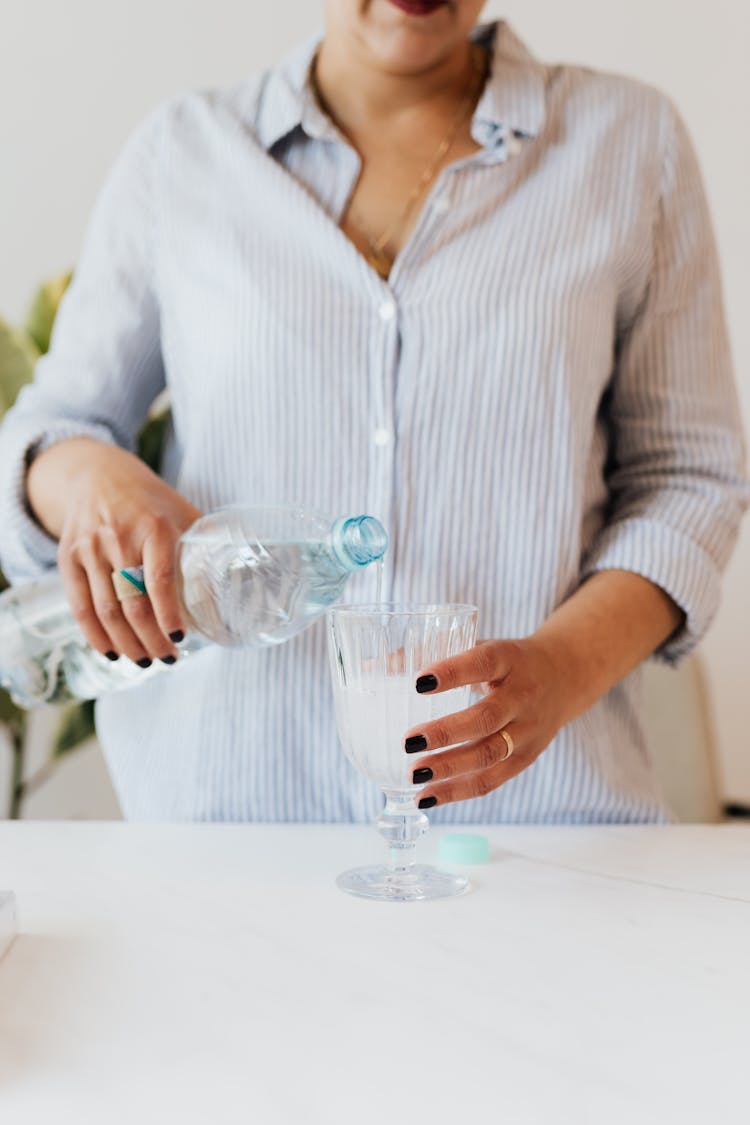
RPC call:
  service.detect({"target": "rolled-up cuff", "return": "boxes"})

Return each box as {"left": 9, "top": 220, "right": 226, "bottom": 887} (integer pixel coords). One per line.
{"left": 580, "top": 517, "right": 721, "bottom": 666}
{"left": 1, "top": 421, "right": 118, "bottom": 581}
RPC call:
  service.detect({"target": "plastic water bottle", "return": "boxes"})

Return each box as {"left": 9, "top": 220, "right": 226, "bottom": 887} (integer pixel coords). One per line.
{"left": 0, "top": 506, "right": 388, "bottom": 707}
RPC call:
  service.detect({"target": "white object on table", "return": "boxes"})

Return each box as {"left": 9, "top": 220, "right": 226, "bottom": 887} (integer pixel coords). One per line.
{"left": 0, "top": 823, "right": 749, "bottom": 1125}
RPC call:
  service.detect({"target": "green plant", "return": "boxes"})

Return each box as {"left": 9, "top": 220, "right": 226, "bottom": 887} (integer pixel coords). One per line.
{"left": 0, "top": 274, "right": 169, "bottom": 818}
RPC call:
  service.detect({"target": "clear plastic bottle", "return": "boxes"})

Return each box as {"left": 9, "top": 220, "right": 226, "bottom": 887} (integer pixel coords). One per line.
{"left": 0, "top": 506, "right": 388, "bottom": 707}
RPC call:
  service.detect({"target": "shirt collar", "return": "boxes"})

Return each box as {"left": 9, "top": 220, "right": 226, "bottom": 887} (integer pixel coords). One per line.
{"left": 470, "top": 20, "right": 548, "bottom": 141}
{"left": 254, "top": 19, "right": 547, "bottom": 153}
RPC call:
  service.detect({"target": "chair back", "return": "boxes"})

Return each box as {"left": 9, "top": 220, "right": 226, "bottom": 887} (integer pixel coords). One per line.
{"left": 642, "top": 655, "right": 722, "bottom": 823}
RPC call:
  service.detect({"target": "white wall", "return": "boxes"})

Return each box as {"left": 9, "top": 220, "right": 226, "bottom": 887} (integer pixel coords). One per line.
{"left": 1, "top": 1, "right": 748, "bottom": 810}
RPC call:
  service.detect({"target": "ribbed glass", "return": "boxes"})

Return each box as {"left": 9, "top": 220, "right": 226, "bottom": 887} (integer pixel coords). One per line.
{"left": 327, "top": 603, "right": 478, "bottom": 790}
{"left": 326, "top": 602, "right": 478, "bottom": 901}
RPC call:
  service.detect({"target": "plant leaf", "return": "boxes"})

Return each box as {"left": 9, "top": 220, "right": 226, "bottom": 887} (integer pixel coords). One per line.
{"left": 0, "top": 686, "right": 25, "bottom": 729}
{"left": 24, "top": 271, "right": 73, "bottom": 355}
{"left": 53, "top": 699, "right": 95, "bottom": 757}
{"left": 0, "top": 319, "right": 39, "bottom": 420}
{"left": 137, "top": 409, "right": 171, "bottom": 474}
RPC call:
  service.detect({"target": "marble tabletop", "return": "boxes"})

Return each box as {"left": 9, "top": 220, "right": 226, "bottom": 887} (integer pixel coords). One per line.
{"left": 1, "top": 822, "right": 748, "bottom": 1124}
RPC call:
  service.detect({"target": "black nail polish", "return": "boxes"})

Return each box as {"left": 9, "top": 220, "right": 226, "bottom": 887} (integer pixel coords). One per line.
{"left": 105, "top": 651, "right": 119, "bottom": 662}
{"left": 169, "top": 630, "right": 185, "bottom": 644}
{"left": 418, "top": 796, "right": 438, "bottom": 810}
{"left": 136, "top": 657, "right": 152, "bottom": 669}
{"left": 160, "top": 655, "right": 177, "bottom": 665}
{"left": 413, "top": 767, "right": 433, "bottom": 784}
{"left": 405, "top": 735, "right": 428, "bottom": 754}
{"left": 416, "top": 674, "right": 438, "bottom": 694}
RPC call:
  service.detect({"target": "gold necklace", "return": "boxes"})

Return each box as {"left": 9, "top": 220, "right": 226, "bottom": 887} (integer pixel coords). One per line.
{"left": 311, "top": 45, "right": 488, "bottom": 280}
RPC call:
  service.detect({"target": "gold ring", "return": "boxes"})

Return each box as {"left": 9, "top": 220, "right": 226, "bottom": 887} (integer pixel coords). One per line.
{"left": 111, "top": 567, "right": 147, "bottom": 601}
{"left": 499, "top": 728, "right": 514, "bottom": 762}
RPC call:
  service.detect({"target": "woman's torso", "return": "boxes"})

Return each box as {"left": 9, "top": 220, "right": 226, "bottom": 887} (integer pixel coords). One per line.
{"left": 97, "top": 21, "right": 672, "bottom": 823}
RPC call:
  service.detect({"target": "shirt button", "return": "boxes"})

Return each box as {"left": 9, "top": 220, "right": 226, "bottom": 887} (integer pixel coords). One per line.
{"left": 432, "top": 196, "right": 450, "bottom": 216}
{"left": 373, "top": 428, "right": 391, "bottom": 447}
{"left": 378, "top": 300, "right": 396, "bottom": 322}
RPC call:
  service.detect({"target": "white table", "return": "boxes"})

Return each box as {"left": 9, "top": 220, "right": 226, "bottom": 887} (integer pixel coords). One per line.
{"left": 1, "top": 823, "right": 748, "bottom": 1124}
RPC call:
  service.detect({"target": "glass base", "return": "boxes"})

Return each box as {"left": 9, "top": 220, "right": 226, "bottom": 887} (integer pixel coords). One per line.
{"left": 336, "top": 863, "right": 470, "bottom": 902}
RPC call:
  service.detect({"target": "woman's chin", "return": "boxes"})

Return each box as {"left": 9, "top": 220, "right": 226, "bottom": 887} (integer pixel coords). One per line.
{"left": 328, "top": 0, "right": 466, "bottom": 76}
{"left": 360, "top": 21, "right": 455, "bottom": 74}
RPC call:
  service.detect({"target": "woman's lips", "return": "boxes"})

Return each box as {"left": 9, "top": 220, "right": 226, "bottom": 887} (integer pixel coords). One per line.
{"left": 385, "top": 0, "right": 448, "bottom": 16}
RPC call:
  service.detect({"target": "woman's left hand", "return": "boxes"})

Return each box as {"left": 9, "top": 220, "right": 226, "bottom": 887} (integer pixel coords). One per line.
{"left": 404, "top": 637, "right": 571, "bottom": 807}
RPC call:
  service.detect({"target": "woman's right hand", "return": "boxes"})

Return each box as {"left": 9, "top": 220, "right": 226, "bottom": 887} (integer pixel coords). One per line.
{"left": 27, "top": 437, "right": 202, "bottom": 666}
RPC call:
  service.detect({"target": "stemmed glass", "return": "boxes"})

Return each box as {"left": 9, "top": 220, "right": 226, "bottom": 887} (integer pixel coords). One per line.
{"left": 326, "top": 603, "right": 478, "bottom": 902}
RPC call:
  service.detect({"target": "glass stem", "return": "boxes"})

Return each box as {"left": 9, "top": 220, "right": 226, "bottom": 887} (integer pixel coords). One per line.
{"left": 378, "top": 789, "right": 429, "bottom": 876}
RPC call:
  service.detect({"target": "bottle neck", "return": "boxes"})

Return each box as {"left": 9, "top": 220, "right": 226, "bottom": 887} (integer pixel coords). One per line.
{"left": 330, "top": 516, "right": 389, "bottom": 572}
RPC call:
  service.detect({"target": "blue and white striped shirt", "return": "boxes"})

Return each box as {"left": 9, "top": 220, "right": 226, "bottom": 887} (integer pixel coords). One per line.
{"left": 1, "top": 20, "right": 747, "bottom": 822}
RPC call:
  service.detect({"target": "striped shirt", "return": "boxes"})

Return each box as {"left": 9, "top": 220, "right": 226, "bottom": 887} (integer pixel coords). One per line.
{"left": 1, "top": 19, "right": 747, "bottom": 823}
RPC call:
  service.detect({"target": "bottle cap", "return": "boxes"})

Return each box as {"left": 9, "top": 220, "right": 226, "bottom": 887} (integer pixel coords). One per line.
{"left": 331, "top": 516, "right": 389, "bottom": 570}
{"left": 437, "top": 833, "right": 490, "bottom": 866}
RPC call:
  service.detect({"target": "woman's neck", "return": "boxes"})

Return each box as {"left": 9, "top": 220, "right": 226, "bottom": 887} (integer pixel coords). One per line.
{"left": 312, "top": 35, "right": 479, "bottom": 140}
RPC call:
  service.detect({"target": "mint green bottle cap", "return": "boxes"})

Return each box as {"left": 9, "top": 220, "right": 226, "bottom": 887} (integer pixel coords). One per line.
{"left": 438, "top": 833, "right": 490, "bottom": 866}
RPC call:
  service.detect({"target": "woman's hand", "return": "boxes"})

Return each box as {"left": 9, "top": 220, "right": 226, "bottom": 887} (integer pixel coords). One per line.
{"left": 404, "top": 637, "right": 572, "bottom": 807}
{"left": 404, "top": 570, "right": 685, "bottom": 808}
{"left": 27, "top": 438, "right": 202, "bottom": 666}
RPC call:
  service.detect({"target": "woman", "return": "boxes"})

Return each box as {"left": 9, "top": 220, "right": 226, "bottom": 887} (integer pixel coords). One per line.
{"left": 0, "top": 1, "right": 746, "bottom": 822}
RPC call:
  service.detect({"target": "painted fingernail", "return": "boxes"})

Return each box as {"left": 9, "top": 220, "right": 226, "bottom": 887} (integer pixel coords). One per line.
{"left": 413, "top": 767, "right": 433, "bottom": 784}
{"left": 405, "top": 735, "right": 428, "bottom": 754}
{"left": 169, "top": 630, "right": 185, "bottom": 644}
{"left": 416, "top": 674, "right": 438, "bottom": 694}
{"left": 160, "top": 655, "right": 177, "bottom": 665}
{"left": 105, "top": 651, "right": 119, "bottom": 662}
{"left": 136, "top": 657, "right": 152, "bottom": 669}
{"left": 418, "top": 796, "right": 438, "bottom": 809}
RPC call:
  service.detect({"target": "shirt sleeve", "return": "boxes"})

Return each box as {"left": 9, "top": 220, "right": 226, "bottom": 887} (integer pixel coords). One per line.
{"left": 0, "top": 105, "right": 169, "bottom": 582}
{"left": 580, "top": 94, "right": 750, "bottom": 666}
